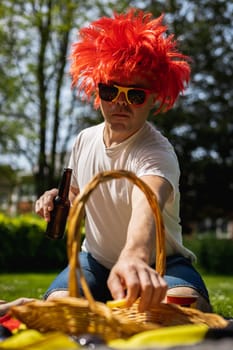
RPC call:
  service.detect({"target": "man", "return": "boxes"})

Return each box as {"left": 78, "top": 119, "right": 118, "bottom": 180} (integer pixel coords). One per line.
{"left": 35, "top": 8, "right": 211, "bottom": 312}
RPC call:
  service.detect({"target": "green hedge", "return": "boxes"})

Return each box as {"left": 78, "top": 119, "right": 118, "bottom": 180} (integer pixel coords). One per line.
{"left": 0, "top": 213, "right": 232, "bottom": 274}
{"left": 184, "top": 235, "right": 233, "bottom": 275}
{"left": 0, "top": 213, "right": 67, "bottom": 272}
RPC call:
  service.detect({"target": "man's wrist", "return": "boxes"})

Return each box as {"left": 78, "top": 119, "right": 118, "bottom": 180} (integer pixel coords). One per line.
{"left": 119, "top": 246, "right": 151, "bottom": 264}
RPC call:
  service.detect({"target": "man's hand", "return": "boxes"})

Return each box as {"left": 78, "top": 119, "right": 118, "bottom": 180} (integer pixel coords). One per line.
{"left": 35, "top": 185, "right": 79, "bottom": 222}
{"left": 107, "top": 174, "right": 171, "bottom": 312}
{"left": 107, "top": 254, "right": 167, "bottom": 312}
{"left": 0, "top": 298, "right": 35, "bottom": 316}
{"left": 35, "top": 189, "right": 58, "bottom": 222}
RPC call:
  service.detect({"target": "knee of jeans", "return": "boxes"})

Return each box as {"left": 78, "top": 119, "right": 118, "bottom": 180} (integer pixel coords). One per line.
{"left": 43, "top": 289, "right": 69, "bottom": 300}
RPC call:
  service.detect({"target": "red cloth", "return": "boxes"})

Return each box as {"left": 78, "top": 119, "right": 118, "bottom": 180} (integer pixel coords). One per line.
{"left": 0, "top": 313, "right": 22, "bottom": 331}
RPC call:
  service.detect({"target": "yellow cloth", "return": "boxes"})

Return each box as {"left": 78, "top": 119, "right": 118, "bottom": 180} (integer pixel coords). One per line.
{"left": 109, "top": 324, "right": 209, "bottom": 348}
{"left": 0, "top": 330, "right": 78, "bottom": 349}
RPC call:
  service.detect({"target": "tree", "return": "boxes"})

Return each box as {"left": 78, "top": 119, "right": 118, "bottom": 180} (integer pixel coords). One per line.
{"left": 0, "top": 0, "right": 132, "bottom": 195}
{"left": 147, "top": 0, "right": 233, "bottom": 226}
{"left": 1, "top": 0, "right": 83, "bottom": 194}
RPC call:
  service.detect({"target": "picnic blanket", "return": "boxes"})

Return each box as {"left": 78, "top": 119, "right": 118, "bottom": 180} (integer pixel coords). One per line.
{"left": 0, "top": 317, "right": 232, "bottom": 349}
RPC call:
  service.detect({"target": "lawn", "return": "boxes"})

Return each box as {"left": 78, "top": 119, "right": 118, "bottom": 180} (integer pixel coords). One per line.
{"left": 203, "top": 274, "right": 233, "bottom": 319}
{"left": 0, "top": 273, "right": 232, "bottom": 318}
{"left": 0, "top": 272, "right": 56, "bottom": 301}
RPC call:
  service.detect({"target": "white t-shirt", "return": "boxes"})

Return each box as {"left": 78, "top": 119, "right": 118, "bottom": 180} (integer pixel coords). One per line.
{"left": 69, "top": 121, "right": 196, "bottom": 269}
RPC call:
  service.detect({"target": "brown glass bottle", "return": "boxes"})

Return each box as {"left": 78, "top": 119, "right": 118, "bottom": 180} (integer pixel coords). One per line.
{"left": 45, "top": 168, "right": 72, "bottom": 239}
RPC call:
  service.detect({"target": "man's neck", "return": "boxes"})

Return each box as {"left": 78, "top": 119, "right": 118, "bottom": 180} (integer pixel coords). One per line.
{"left": 103, "top": 124, "right": 139, "bottom": 147}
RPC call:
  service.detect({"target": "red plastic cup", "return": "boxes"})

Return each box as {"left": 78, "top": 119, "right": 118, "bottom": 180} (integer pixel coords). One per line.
{"left": 166, "top": 294, "right": 197, "bottom": 308}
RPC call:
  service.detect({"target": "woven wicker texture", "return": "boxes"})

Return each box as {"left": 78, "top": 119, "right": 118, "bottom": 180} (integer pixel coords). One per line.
{"left": 10, "top": 170, "right": 228, "bottom": 340}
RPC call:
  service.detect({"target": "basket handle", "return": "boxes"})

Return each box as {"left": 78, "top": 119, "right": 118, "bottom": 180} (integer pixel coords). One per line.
{"left": 67, "top": 170, "right": 166, "bottom": 305}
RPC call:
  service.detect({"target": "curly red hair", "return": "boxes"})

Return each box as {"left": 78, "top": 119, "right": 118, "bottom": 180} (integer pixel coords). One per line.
{"left": 70, "top": 8, "right": 191, "bottom": 113}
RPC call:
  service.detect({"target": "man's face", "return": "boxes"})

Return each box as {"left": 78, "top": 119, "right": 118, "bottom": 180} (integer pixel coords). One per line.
{"left": 99, "top": 77, "right": 156, "bottom": 138}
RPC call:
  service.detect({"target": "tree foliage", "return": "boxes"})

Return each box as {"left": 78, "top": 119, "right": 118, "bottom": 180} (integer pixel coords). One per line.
{"left": 0, "top": 0, "right": 232, "bottom": 226}
{"left": 0, "top": 0, "right": 132, "bottom": 194}
{"left": 147, "top": 0, "right": 233, "bottom": 225}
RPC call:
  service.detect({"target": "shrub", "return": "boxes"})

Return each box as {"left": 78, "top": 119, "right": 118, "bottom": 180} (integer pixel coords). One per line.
{"left": 1, "top": 213, "right": 232, "bottom": 274}
{"left": 0, "top": 213, "right": 67, "bottom": 272}
{"left": 184, "top": 234, "right": 233, "bottom": 275}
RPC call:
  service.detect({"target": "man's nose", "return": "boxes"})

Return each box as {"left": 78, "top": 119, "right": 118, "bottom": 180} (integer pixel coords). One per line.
{"left": 115, "top": 92, "right": 128, "bottom": 105}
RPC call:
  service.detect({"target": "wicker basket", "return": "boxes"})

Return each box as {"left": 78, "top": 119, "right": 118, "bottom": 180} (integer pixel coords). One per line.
{"left": 10, "top": 170, "right": 228, "bottom": 341}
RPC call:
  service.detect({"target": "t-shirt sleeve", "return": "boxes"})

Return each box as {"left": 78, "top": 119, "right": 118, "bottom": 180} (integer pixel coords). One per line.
{"left": 135, "top": 148, "right": 180, "bottom": 199}
{"left": 68, "top": 136, "right": 80, "bottom": 189}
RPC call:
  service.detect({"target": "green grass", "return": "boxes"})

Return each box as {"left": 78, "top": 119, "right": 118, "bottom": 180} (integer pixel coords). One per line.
{"left": 0, "top": 272, "right": 56, "bottom": 301}
{"left": 202, "top": 274, "right": 233, "bottom": 319}
{"left": 0, "top": 273, "right": 232, "bottom": 318}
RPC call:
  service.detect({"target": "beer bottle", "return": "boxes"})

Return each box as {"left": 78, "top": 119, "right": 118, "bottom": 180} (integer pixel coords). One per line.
{"left": 45, "top": 168, "right": 72, "bottom": 239}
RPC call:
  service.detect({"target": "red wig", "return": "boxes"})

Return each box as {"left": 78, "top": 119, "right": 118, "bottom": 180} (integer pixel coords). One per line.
{"left": 70, "top": 8, "right": 191, "bottom": 113}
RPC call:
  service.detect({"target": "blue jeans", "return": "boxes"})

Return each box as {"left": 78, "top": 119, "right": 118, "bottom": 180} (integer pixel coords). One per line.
{"left": 44, "top": 252, "right": 210, "bottom": 302}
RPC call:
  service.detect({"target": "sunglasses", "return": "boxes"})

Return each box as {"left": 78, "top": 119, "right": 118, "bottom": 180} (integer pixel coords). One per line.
{"left": 98, "top": 83, "right": 152, "bottom": 106}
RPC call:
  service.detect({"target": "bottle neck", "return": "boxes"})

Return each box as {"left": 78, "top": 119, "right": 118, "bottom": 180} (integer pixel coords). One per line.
{"left": 58, "top": 168, "right": 72, "bottom": 200}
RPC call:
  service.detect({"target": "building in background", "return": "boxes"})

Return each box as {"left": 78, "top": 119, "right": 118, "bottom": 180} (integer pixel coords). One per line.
{"left": 0, "top": 165, "right": 36, "bottom": 215}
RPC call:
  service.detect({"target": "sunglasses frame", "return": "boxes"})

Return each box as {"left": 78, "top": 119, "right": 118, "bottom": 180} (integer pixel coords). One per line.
{"left": 98, "top": 83, "right": 152, "bottom": 106}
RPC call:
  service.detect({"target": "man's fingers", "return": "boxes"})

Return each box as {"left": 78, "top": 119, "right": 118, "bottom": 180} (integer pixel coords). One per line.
{"left": 123, "top": 270, "right": 141, "bottom": 305}
{"left": 107, "top": 273, "right": 126, "bottom": 301}
{"left": 107, "top": 260, "right": 168, "bottom": 312}
{"left": 138, "top": 271, "right": 167, "bottom": 312}
{"left": 35, "top": 188, "right": 58, "bottom": 221}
